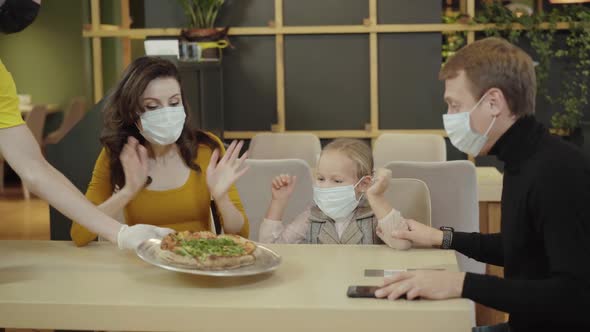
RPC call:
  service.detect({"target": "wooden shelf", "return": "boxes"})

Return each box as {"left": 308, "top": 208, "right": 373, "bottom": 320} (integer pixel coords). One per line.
{"left": 224, "top": 129, "right": 447, "bottom": 140}
{"left": 82, "top": 22, "right": 573, "bottom": 39}
{"left": 82, "top": 0, "right": 575, "bottom": 149}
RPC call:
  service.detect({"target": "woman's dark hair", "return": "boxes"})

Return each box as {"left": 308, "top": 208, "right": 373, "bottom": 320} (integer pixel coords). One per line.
{"left": 100, "top": 56, "right": 217, "bottom": 189}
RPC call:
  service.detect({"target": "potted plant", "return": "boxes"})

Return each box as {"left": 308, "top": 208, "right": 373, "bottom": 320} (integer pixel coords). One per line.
{"left": 452, "top": 2, "right": 590, "bottom": 146}
{"left": 550, "top": 97, "right": 585, "bottom": 146}
{"left": 178, "top": 0, "right": 229, "bottom": 62}
{"left": 549, "top": 14, "right": 590, "bottom": 147}
{"left": 441, "top": 13, "right": 468, "bottom": 64}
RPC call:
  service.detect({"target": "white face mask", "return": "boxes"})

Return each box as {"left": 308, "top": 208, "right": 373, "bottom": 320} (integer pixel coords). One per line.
{"left": 443, "top": 94, "right": 497, "bottom": 156}
{"left": 313, "top": 176, "right": 367, "bottom": 220}
{"left": 139, "top": 106, "right": 186, "bottom": 146}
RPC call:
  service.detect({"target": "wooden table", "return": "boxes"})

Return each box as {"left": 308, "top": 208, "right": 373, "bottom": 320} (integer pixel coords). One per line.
{"left": 0, "top": 241, "right": 473, "bottom": 332}
{"left": 476, "top": 167, "right": 506, "bottom": 326}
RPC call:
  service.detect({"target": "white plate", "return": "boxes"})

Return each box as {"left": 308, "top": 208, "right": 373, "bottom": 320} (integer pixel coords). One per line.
{"left": 136, "top": 238, "right": 282, "bottom": 277}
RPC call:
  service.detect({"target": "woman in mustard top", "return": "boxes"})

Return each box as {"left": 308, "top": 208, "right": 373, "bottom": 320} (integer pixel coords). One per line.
{"left": 71, "top": 57, "right": 249, "bottom": 246}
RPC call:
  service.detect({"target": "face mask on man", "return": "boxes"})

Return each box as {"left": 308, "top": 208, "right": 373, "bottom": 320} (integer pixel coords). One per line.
{"left": 443, "top": 93, "right": 497, "bottom": 156}
{"left": 0, "top": 0, "right": 41, "bottom": 34}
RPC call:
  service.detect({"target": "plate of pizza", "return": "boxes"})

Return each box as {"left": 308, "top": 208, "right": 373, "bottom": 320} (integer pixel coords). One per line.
{"left": 136, "top": 231, "right": 281, "bottom": 276}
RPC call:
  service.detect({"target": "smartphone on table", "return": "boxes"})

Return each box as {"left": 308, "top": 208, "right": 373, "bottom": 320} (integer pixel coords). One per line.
{"left": 346, "top": 285, "right": 409, "bottom": 299}
{"left": 346, "top": 286, "right": 379, "bottom": 298}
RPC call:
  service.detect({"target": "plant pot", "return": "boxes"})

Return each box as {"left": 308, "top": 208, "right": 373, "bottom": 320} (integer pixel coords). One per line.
{"left": 553, "top": 127, "right": 584, "bottom": 147}
{"left": 179, "top": 28, "right": 229, "bottom": 62}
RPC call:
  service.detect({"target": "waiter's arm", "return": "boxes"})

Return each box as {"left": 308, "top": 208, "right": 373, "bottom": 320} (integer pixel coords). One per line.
{"left": 0, "top": 124, "right": 121, "bottom": 242}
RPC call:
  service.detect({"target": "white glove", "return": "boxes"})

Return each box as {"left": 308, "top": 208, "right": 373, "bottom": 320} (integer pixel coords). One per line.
{"left": 117, "top": 224, "right": 174, "bottom": 250}
{"left": 378, "top": 211, "right": 412, "bottom": 250}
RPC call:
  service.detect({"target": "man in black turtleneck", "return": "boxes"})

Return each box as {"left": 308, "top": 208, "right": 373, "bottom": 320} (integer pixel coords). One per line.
{"left": 374, "top": 37, "right": 590, "bottom": 332}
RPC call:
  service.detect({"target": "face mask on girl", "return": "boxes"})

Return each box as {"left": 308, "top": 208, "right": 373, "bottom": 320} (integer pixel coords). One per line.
{"left": 313, "top": 176, "right": 368, "bottom": 220}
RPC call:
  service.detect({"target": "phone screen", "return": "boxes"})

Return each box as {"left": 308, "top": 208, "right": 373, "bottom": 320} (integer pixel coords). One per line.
{"left": 347, "top": 286, "right": 379, "bottom": 298}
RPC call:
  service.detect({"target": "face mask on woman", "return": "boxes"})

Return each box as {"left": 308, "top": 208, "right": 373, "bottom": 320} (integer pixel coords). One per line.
{"left": 138, "top": 106, "right": 186, "bottom": 146}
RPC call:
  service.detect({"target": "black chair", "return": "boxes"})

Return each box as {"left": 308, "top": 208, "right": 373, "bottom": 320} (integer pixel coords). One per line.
{"left": 46, "top": 99, "right": 104, "bottom": 240}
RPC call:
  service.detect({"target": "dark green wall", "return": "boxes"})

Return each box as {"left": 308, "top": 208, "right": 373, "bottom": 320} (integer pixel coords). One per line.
{"left": 139, "top": 0, "right": 445, "bottom": 133}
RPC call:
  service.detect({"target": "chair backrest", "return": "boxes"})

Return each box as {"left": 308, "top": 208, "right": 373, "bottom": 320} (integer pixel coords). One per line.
{"left": 235, "top": 159, "right": 314, "bottom": 241}
{"left": 373, "top": 133, "right": 446, "bottom": 167}
{"left": 385, "top": 161, "right": 484, "bottom": 274}
{"left": 384, "top": 178, "right": 432, "bottom": 227}
{"left": 44, "top": 97, "right": 87, "bottom": 145}
{"left": 25, "top": 105, "right": 48, "bottom": 145}
{"left": 249, "top": 133, "right": 322, "bottom": 168}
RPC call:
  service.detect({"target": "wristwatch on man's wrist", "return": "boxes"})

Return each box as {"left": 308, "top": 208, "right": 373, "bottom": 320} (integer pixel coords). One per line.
{"left": 439, "top": 226, "right": 454, "bottom": 249}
